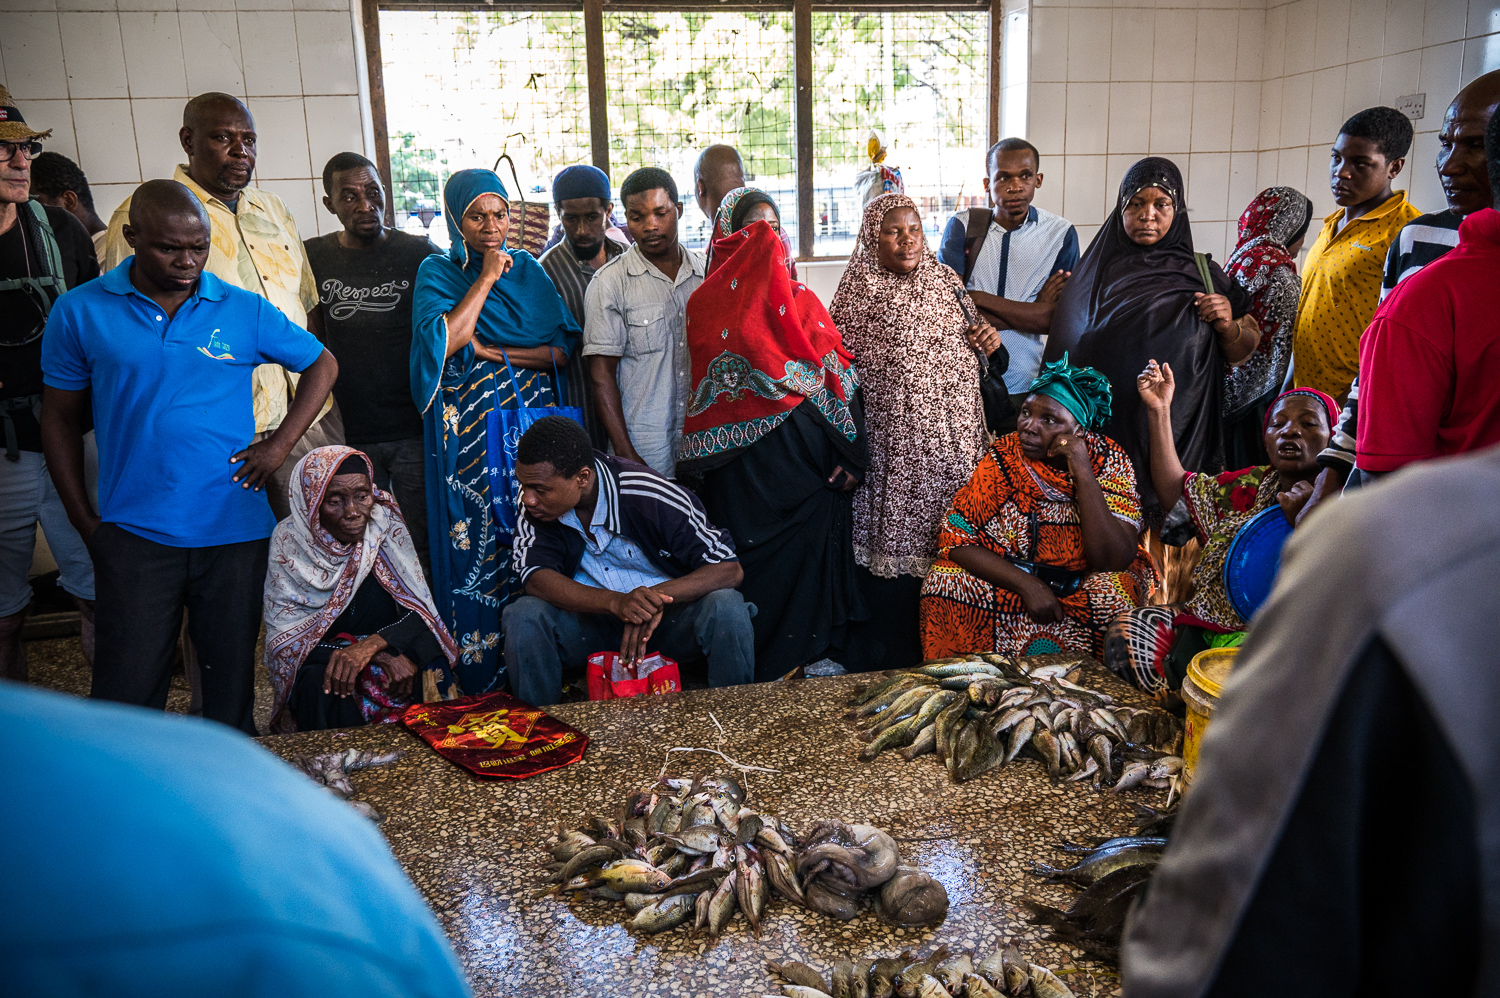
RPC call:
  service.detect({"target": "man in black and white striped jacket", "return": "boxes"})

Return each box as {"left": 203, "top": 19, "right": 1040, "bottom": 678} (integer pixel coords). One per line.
{"left": 503, "top": 415, "right": 754, "bottom": 706}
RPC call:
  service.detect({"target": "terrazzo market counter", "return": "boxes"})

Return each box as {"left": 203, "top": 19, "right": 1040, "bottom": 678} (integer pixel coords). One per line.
{"left": 258, "top": 663, "right": 1165, "bottom": 998}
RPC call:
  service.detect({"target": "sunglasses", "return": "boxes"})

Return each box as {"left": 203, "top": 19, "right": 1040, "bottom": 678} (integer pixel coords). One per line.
{"left": 0, "top": 140, "right": 44, "bottom": 163}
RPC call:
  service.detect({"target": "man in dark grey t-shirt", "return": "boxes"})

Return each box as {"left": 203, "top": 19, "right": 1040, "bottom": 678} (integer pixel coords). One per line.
{"left": 304, "top": 152, "right": 438, "bottom": 575}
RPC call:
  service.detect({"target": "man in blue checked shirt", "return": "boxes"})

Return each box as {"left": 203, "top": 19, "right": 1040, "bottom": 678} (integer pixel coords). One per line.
{"left": 939, "top": 137, "right": 1080, "bottom": 419}
{"left": 504, "top": 414, "right": 754, "bottom": 706}
{"left": 40, "top": 179, "right": 338, "bottom": 735}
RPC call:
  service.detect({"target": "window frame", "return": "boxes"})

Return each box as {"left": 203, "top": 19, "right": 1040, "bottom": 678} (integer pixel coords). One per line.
{"left": 365, "top": 0, "right": 1002, "bottom": 261}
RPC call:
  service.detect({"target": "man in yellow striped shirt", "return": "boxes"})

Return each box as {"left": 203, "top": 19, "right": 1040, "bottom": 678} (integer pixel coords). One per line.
{"left": 101, "top": 93, "right": 337, "bottom": 519}
{"left": 1291, "top": 106, "right": 1422, "bottom": 402}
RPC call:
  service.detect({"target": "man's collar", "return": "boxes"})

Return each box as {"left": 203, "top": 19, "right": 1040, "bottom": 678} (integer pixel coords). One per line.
{"left": 624, "top": 242, "right": 701, "bottom": 282}
{"left": 591, "top": 455, "right": 621, "bottom": 532}
{"left": 990, "top": 205, "right": 1039, "bottom": 233}
{"left": 172, "top": 164, "right": 261, "bottom": 214}
{"left": 100, "top": 260, "right": 227, "bottom": 302}
{"left": 1329, "top": 189, "right": 1410, "bottom": 227}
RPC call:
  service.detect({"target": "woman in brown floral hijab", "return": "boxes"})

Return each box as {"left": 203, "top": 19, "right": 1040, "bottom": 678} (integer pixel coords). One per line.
{"left": 830, "top": 193, "right": 994, "bottom": 667}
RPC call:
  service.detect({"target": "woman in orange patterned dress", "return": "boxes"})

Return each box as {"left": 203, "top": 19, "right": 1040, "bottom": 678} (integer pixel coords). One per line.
{"left": 919, "top": 357, "right": 1156, "bottom": 658}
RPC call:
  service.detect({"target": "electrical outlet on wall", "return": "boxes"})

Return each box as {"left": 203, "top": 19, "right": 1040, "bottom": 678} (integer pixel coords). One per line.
{"left": 1396, "top": 93, "right": 1426, "bottom": 120}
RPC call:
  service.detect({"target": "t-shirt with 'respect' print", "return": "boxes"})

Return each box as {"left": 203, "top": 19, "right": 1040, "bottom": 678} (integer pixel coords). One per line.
{"left": 304, "top": 229, "right": 439, "bottom": 445}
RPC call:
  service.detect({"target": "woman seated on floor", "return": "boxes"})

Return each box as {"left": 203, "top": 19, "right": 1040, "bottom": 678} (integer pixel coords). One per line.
{"left": 919, "top": 356, "right": 1157, "bottom": 659}
{"left": 1105, "top": 362, "right": 1335, "bottom": 701}
{"left": 264, "top": 446, "right": 460, "bottom": 732}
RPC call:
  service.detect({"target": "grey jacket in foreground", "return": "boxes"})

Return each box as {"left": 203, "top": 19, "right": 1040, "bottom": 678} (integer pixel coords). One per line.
{"left": 1121, "top": 444, "right": 1500, "bottom": 997}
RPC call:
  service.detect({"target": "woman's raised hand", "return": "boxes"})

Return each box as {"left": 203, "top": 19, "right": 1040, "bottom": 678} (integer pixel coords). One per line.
{"left": 480, "top": 246, "right": 513, "bottom": 283}
{"left": 1137, "top": 360, "right": 1175, "bottom": 412}
{"left": 965, "top": 320, "right": 1002, "bottom": 356}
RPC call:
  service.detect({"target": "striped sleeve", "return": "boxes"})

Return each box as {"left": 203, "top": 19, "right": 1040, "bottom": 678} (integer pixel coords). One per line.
{"left": 617, "top": 471, "right": 737, "bottom": 567}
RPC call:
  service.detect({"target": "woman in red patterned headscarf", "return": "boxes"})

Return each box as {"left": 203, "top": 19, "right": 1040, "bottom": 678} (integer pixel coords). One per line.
{"left": 1221, "top": 186, "right": 1314, "bottom": 468}
{"left": 678, "top": 189, "right": 868, "bottom": 678}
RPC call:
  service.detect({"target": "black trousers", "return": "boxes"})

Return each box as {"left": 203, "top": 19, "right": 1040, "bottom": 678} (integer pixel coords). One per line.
{"left": 89, "top": 523, "right": 268, "bottom": 735}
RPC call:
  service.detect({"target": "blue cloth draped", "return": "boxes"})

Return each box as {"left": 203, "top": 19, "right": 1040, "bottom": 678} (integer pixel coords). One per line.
{"left": 411, "top": 168, "right": 580, "bottom": 693}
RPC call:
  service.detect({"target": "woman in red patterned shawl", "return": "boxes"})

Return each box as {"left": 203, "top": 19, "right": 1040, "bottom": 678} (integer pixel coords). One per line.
{"left": 264, "top": 446, "right": 460, "bottom": 732}
{"left": 920, "top": 356, "right": 1156, "bottom": 659}
{"left": 678, "top": 189, "right": 867, "bottom": 678}
{"left": 1221, "top": 186, "right": 1314, "bottom": 468}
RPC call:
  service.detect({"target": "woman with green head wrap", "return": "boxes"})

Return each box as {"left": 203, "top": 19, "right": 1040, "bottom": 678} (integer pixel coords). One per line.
{"left": 919, "top": 354, "right": 1157, "bottom": 658}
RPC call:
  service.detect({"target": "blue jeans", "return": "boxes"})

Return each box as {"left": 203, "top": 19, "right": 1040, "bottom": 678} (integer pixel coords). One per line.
{"left": 503, "top": 589, "right": 756, "bottom": 706}
{"left": 0, "top": 447, "right": 95, "bottom": 616}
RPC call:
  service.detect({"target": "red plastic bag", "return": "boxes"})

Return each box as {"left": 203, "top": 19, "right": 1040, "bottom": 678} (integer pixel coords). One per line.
{"left": 399, "top": 691, "right": 588, "bottom": 780}
{"left": 585, "top": 651, "right": 682, "bottom": 701}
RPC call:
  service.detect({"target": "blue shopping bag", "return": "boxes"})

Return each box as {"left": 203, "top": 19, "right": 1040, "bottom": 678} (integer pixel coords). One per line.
{"left": 484, "top": 349, "right": 584, "bottom": 545}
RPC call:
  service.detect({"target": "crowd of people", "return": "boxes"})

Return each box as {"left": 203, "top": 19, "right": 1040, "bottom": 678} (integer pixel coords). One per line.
{"left": 2, "top": 70, "right": 1499, "bottom": 735}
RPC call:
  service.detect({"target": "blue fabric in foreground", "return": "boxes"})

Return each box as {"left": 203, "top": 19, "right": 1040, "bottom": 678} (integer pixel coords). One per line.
{"left": 0, "top": 683, "right": 470, "bottom": 998}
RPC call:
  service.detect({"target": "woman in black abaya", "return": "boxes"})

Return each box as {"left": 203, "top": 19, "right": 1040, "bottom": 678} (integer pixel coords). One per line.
{"left": 1044, "top": 157, "right": 1260, "bottom": 520}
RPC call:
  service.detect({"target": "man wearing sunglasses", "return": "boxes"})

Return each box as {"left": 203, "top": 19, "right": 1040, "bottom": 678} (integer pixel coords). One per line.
{"left": 0, "top": 85, "right": 101, "bottom": 685}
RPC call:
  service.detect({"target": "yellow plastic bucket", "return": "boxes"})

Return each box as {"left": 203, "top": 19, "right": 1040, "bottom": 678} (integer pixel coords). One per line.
{"left": 1181, "top": 647, "right": 1238, "bottom": 784}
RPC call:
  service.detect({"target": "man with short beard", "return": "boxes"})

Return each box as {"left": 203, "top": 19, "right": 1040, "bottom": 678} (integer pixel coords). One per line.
{"left": 42, "top": 180, "right": 338, "bottom": 734}
{"left": 303, "top": 152, "right": 438, "bottom": 576}
{"left": 100, "top": 93, "right": 337, "bottom": 520}
{"left": 538, "top": 164, "right": 625, "bottom": 447}
{"left": 0, "top": 86, "right": 99, "bottom": 684}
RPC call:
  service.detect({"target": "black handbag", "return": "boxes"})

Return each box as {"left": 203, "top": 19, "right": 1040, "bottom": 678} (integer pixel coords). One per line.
{"left": 952, "top": 286, "right": 1014, "bottom": 433}
{"left": 1007, "top": 511, "right": 1087, "bottom": 597}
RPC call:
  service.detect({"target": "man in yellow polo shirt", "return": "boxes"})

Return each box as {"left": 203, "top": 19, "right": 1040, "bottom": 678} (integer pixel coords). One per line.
{"left": 1292, "top": 106, "right": 1423, "bottom": 402}
{"left": 101, "top": 93, "right": 337, "bottom": 520}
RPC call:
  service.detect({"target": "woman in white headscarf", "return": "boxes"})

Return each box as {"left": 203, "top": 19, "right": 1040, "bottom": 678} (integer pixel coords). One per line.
{"left": 264, "top": 446, "right": 459, "bottom": 732}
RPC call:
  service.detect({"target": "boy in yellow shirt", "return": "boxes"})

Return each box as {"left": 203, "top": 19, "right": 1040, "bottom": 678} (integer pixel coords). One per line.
{"left": 1291, "top": 106, "right": 1422, "bottom": 402}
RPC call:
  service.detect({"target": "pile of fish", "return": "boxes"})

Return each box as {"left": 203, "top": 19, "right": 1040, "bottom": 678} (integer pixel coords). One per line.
{"left": 1021, "top": 805, "right": 1177, "bottom": 963}
{"left": 848, "top": 655, "right": 1185, "bottom": 792}
{"left": 289, "top": 747, "right": 403, "bottom": 822}
{"left": 542, "top": 772, "right": 949, "bottom": 936}
{"left": 764, "top": 941, "right": 1077, "bottom": 998}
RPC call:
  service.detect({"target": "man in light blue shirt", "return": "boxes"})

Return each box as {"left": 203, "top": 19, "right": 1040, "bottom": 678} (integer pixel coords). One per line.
{"left": 40, "top": 180, "right": 338, "bottom": 734}
{"left": 0, "top": 682, "right": 471, "bottom": 997}
{"left": 938, "top": 138, "right": 1080, "bottom": 400}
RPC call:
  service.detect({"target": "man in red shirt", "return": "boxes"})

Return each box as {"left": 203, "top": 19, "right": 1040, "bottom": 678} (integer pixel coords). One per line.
{"left": 1357, "top": 109, "right": 1500, "bottom": 473}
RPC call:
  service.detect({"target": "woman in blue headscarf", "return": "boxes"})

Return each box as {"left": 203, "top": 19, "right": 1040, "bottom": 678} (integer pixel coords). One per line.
{"left": 412, "top": 169, "right": 580, "bottom": 693}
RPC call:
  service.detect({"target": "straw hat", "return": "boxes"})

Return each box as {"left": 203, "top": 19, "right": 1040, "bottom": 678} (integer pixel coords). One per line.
{"left": 0, "top": 85, "right": 53, "bottom": 144}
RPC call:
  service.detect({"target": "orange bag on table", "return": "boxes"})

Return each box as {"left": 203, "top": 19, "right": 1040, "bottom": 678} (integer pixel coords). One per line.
{"left": 585, "top": 651, "right": 681, "bottom": 701}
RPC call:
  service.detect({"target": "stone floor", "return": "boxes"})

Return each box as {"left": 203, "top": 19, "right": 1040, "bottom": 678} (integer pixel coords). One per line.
{"left": 25, "top": 636, "right": 1157, "bottom": 997}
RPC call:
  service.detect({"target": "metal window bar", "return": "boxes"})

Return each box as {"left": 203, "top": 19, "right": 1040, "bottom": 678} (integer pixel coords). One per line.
{"left": 373, "top": 4, "right": 992, "bottom": 257}
{"left": 379, "top": 9, "right": 591, "bottom": 246}
{"left": 604, "top": 11, "right": 797, "bottom": 251}
{"left": 810, "top": 9, "right": 989, "bottom": 256}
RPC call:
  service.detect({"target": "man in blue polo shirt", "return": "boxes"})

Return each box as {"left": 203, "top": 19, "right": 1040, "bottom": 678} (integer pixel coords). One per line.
{"left": 39, "top": 180, "right": 338, "bottom": 734}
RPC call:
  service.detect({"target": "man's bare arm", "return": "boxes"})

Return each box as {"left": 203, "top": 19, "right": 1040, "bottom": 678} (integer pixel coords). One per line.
{"left": 40, "top": 387, "right": 99, "bottom": 543}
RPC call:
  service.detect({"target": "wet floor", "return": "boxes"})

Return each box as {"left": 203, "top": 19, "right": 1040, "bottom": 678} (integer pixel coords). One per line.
{"left": 258, "top": 661, "right": 1162, "bottom": 998}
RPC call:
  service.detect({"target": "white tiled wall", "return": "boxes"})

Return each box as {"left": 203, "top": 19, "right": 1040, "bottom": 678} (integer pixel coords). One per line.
{"left": 1260, "top": 0, "right": 1500, "bottom": 225}
{"left": 0, "top": 0, "right": 371, "bottom": 240}
{"left": 1026, "top": 0, "right": 1500, "bottom": 262}
{"left": 1027, "top": 0, "right": 1269, "bottom": 261}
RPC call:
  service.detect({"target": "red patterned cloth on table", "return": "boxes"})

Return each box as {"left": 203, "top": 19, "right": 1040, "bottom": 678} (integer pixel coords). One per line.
{"left": 919, "top": 432, "right": 1156, "bottom": 658}
{"left": 678, "top": 216, "right": 857, "bottom": 468}
{"left": 264, "top": 445, "right": 460, "bottom": 733}
{"left": 401, "top": 691, "right": 588, "bottom": 780}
